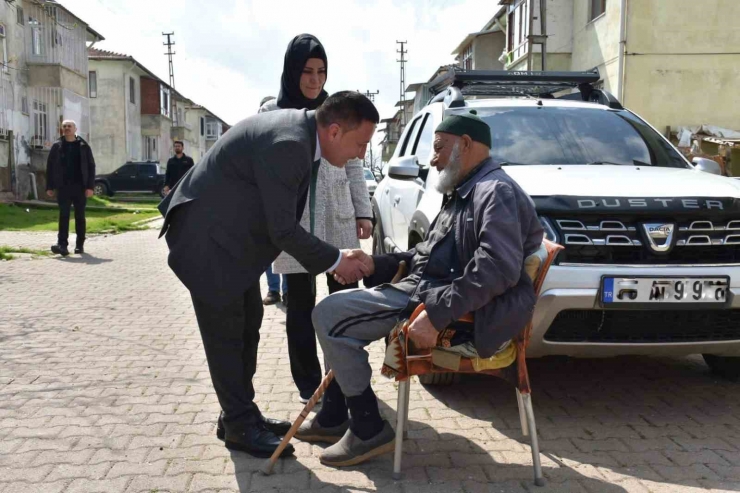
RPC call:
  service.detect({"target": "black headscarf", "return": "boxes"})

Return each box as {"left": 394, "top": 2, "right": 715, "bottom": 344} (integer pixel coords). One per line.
{"left": 276, "top": 34, "right": 328, "bottom": 110}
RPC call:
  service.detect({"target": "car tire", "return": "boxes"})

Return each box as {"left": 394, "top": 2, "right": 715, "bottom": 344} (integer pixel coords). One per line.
{"left": 372, "top": 218, "right": 384, "bottom": 255}
{"left": 156, "top": 185, "right": 165, "bottom": 198}
{"left": 418, "top": 372, "right": 460, "bottom": 386}
{"left": 703, "top": 354, "right": 740, "bottom": 381}
{"left": 93, "top": 182, "right": 109, "bottom": 197}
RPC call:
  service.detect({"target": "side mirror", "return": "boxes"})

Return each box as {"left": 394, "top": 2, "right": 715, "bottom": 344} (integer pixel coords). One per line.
{"left": 388, "top": 156, "right": 420, "bottom": 179}
{"left": 692, "top": 157, "right": 721, "bottom": 176}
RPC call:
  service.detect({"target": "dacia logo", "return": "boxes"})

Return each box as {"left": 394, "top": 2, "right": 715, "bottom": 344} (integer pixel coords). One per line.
{"left": 642, "top": 222, "right": 675, "bottom": 253}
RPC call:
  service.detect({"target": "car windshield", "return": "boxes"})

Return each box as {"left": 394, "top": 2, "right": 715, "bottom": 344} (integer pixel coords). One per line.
{"left": 364, "top": 169, "right": 375, "bottom": 180}
{"left": 467, "top": 106, "right": 689, "bottom": 168}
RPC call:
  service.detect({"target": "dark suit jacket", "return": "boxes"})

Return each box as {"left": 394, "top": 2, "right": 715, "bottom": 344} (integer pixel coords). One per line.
{"left": 158, "top": 109, "right": 339, "bottom": 307}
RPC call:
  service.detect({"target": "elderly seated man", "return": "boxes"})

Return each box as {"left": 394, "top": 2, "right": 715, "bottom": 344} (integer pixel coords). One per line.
{"left": 299, "top": 111, "right": 544, "bottom": 467}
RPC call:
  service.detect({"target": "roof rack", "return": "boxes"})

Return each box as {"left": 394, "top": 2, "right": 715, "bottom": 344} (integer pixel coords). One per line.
{"left": 426, "top": 67, "right": 622, "bottom": 110}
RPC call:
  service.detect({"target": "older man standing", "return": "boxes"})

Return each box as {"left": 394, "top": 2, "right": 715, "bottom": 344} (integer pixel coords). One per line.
{"left": 301, "top": 111, "right": 544, "bottom": 467}
{"left": 45, "top": 120, "right": 96, "bottom": 256}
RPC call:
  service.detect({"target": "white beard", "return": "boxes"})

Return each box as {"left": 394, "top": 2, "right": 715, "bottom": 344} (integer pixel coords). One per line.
{"left": 435, "top": 141, "right": 463, "bottom": 194}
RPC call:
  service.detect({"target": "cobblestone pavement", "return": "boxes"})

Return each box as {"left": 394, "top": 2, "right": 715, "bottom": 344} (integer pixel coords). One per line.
{"left": 1, "top": 227, "right": 739, "bottom": 493}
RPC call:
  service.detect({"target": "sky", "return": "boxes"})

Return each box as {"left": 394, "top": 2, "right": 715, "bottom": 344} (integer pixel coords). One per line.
{"left": 63, "top": 0, "right": 495, "bottom": 150}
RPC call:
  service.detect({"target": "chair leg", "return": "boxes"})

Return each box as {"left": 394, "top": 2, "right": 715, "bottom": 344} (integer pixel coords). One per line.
{"left": 402, "top": 376, "right": 411, "bottom": 440}
{"left": 520, "top": 392, "right": 545, "bottom": 487}
{"left": 516, "top": 388, "right": 529, "bottom": 436}
{"left": 393, "top": 379, "right": 409, "bottom": 480}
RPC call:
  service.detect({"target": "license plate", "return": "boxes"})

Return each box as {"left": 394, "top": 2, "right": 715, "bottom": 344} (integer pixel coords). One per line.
{"left": 602, "top": 277, "right": 729, "bottom": 304}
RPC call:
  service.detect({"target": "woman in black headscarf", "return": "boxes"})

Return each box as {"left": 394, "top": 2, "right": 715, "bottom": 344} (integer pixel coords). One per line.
{"left": 259, "top": 34, "right": 374, "bottom": 403}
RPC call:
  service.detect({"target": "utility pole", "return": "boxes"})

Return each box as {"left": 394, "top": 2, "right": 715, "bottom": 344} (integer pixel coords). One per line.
{"left": 163, "top": 32, "right": 178, "bottom": 127}
{"left": 396, "top": 41, "right": 408, "bottom": 127}
{"left": 358, "top": 90, "right": 379, "bottom": 169}
{"left": 162, "top": 32, "right": 176, "bottom": 89}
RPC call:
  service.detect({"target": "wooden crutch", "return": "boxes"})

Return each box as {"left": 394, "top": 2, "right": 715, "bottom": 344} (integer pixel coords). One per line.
{"left": 261, "top": 369, "right": 335, "bottom": 475}
{"left": 260, "top": 261, "right": 407, "bottom": 475}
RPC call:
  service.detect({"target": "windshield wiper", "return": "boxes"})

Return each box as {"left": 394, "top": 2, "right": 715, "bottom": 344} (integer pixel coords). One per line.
{"left": 586, "top": 159, "right": 651, "bottom": 166}
{"left": 499, "top": 161, "right": 528, "bottom": 166}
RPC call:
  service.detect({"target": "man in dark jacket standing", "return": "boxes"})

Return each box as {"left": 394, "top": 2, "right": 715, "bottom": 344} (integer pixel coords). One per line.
{"left": 45, "top": 120, "right": 96, "bottom": 256}
{"left": 158, "top": 92, "right": 377, "bottom": 459}
{"left": 163, "top": 140, "right": 195, "bottom": 196}
{"left": 301, "top": 112, "right": 544, "bottom": 467}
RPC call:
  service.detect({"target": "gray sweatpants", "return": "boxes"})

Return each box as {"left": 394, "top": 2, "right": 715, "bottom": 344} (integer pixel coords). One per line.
{"left": 312, "top": 285, "right": 411, "bottom": 397}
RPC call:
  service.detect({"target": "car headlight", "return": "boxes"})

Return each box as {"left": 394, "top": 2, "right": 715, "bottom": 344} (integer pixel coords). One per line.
{"left": 538, "top": 216, "right": 558, "bottom": 243}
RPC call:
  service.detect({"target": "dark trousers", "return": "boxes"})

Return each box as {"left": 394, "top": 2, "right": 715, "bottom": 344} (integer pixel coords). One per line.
{"left": 285, "top": 273, "right": 358, "bottom": 394}
{"left": 57, "top": 185, "right": 86, "bottom": 248}
{"left": 190, "top": 283, "right": 263, "bottom": 432}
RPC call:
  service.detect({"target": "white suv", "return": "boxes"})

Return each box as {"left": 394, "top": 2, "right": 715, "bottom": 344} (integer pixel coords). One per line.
{"left": 373, "top": 69, "right": 740, "bottom": 380}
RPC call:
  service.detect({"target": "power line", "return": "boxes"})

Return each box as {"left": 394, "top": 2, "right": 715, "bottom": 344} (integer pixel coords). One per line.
{"left": 358, "top": 89, "right": 379, "bottom": 102}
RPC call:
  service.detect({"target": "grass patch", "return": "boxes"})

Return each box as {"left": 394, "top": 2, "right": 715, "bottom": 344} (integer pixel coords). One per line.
{"left": 0, "top": 246, "right": 51, "bottom": 260}
{"left": 0, "top": 203, "right": 160, "bottom": 234}
{"left": 88, "top": 195, "right": 160, "bottom": 210}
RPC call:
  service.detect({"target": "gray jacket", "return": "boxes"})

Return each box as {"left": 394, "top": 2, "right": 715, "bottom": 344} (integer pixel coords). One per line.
{"left": 365, "top": 158, "right": 544, "bottom": 358}
{"left": 260, "top": 99, "right": 372, "bottom": 274}
{"left": 158, "top": 109, "right": 339, "bottom": 307}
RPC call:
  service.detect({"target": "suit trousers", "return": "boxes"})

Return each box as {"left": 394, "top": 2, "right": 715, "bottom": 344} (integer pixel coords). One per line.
{"left": 190, "top": 283, "right": 263, "bottom": 431}
{"left": 57, "top": 184, "right": 86, "bottom": 248}
{"left": 284, "top": 273, "right": 357, "bottom": 394}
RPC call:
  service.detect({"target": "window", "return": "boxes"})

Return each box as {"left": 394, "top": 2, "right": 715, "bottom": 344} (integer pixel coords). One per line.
{"left": 0, "top": 24, "right": 7, "bottom": 73}
{"left": 200, "top": 117, "right": 204, "bottom": 136}
{"left": 411, "top": 114, "right": 435, "bottom": 166}
{"left": 138, "top": 164, "right": 157, "bottom": 175}
{"left": 88, "top": 71, "right": 97, "bottom": 98}
{"left": 160, "top": 85, "right": 170, "bottom": 117}
{"left": 21, "top": 96, "right": 28, "bottom": 114}
{"left": 143, "top": 136, "right": 158, "bottom": 161}
{"left": 475, "top": 106, "right": 687, "bottom": 169}
{"left": 177, "top": 107, "right": 183, "bottom": 126}
{"left": 205, "top": 120, "right": 220, "bottom": 139}
{"left": 16, "top": 7, "right": 24, "bottom": 25}
{"left": 129, "top": 77, "right": 135, "bottom": 104}
{"left": 32, "top": 100, "right": 48, "bottom": 143}
{"left": 364, "top": 169, "right": 375, "bottom": 180}
{"left": 117, "top": 164, "right": 137, "bottom": 175}
{"left": 29, "top": 18, "right": 42, "bottom": 56}
{"left": 590, "top": 0, "right": 606, "bottom": 21}
{"left": 461, "top": 43, "right": 473, "bottom": 71}
{"left": 398, "top": 116, "right": 421, "bottom": 156}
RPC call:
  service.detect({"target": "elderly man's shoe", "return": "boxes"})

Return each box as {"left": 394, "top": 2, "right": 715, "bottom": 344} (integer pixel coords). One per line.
{"left": 262, "top": 291, "right": 281, "bottom": 305}
{"left": 319, "top": 421, "right": 395, "bottom": 467}
{"left": 295, "top": 414, "right": 348, "bottom": 444}
{"left": 224, "top": 422, "right": 294, "bottom": 458}
{"left": 217, "top": 412, "right": 290, "bottom": 440}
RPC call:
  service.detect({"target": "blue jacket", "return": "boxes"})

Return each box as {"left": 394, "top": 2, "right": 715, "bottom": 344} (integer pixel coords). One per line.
{"left": 366, "top": 158, "right": 544, "bottom": 358}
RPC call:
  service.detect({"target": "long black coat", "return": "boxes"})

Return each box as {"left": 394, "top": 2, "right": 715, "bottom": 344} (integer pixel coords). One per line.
{"left": 158, "top": 109, "right": 339, "bottom": 307}
{"left": 45, "top": 136, "right": 96, "bottom": 190}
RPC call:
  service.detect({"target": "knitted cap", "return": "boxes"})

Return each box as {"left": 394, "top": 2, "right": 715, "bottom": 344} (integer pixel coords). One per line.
{"left": 435, "top": 110, "right": 492, "bottom": 148}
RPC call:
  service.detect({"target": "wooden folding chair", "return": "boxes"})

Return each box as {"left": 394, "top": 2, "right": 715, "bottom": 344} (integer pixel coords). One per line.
{"left": 391, "top": 239, "right": 563, "bottom": 486}
{"left": 262, "top": 239, "right": 564, "bottom": 483}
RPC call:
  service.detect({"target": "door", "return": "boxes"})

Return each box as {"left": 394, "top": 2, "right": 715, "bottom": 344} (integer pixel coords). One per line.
{"left": 390, "top": 112, "right": 435, "bottom": 250}
{"left": 110, "top": 163, "right": 137, "bottom": 192}
{"left": 136, "top": 164, "right": 158, "bottom": 191}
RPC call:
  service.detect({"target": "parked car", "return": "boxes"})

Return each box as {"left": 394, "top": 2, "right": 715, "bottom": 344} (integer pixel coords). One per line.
{"left": 94, "top": 162, "right": 166, "bottom": 197}
{"left": 373, "top": 68, "right": 740, "bottom": 380}
{"left": 364, "top": 168, "right": 377, "bottom": 197}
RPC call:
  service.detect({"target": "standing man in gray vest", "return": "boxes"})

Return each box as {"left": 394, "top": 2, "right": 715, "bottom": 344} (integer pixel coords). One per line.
{"left": 158, "top": 91, "right": 378, "bottom": 459}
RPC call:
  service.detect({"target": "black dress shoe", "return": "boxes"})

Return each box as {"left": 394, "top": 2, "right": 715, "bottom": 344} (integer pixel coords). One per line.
{"left": 217, "top": 412, "right": 291, "bottom": 440}
{"left": 74, "top": 246, "right": 84, "bottom": 254}
{"left": 224, "top": 422, "right": 294, "bottom": 458}
{"left": 51, "top": 244, "right": 69, "bottom": 256}
{"left": 262, "top": 291, "right": 281, "bottom": 305}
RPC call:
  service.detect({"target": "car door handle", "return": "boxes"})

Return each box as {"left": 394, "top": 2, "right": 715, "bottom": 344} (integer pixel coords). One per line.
{"left": 394, "top": 196, "right": 401, "bottom": 204}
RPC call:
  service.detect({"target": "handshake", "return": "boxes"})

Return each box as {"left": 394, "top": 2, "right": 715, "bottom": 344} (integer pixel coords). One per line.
{"left": 332, "top": 249, "right": 375, "bottom": 285}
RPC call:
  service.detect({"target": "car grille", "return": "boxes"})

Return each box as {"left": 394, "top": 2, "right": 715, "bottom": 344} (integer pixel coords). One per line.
{"left": 544, "top": 309, "right": 740, "bottom": 343}
{"left": 549, "top": 216, "right": 740, "bottom": 265}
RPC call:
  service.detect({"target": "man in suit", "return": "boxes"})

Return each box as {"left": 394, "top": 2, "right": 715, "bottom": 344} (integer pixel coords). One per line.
{"left": 158, "top": 91, "right": 378, "bottom": 458}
